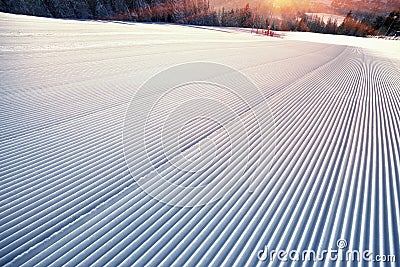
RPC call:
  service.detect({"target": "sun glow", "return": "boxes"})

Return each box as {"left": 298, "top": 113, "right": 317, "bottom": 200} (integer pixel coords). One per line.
{"left": 265, "top": 0, "right": 310, "bottom": 10}
{"left": 271, "top": 0, "right": 293, "bottom": 7}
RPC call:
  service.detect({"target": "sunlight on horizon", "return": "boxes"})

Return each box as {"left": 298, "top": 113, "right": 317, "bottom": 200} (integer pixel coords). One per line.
{"left": 260, "top": 0, "right": 311, "bottom": 11}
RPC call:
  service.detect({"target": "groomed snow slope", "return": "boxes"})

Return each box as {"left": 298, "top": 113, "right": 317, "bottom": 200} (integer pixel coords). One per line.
{"left": 1, "top": 12, "right": 400, "bottom": 266}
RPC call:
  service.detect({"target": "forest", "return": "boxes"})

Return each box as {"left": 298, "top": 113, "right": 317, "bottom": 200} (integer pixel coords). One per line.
{"left": 0, "top": 0, "right": 398, "bottom": 36}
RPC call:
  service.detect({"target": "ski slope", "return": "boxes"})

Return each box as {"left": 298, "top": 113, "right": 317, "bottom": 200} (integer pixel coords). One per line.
{"left": 1, "top": 12, "right": 400, "bottom": 266}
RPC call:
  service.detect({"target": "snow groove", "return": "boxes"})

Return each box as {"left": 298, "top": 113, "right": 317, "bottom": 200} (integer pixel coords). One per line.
{"left": 1, "top": 13, "right": 399, "bottom": 266}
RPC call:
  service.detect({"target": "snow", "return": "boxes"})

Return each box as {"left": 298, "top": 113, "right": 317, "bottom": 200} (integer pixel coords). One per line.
{"left": 1, "top": 12, "right": 400, "bottom": 266}
{"left": 283, "top": 31, "right": 400, "bottom": 61}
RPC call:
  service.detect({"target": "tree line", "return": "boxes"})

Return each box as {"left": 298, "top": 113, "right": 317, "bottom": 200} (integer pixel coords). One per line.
{"left": 294, "top": 10, "right": 399, "bottom": 36}
{"left": 1, "top": 0, "right": 398, "bottom": 37}
{"left": 129, "top": 0, "right": 399, "bottom": 37}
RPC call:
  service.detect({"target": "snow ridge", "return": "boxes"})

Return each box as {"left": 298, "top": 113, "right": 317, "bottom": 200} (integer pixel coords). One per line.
{"left": 1, "top": 13, "right": 399, "bottom": 266}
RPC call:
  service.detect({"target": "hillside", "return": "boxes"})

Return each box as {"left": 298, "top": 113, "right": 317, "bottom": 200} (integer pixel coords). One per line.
{"left": 1, "top": 12, "right": 400, "bottom": 266}
{"left": 0, "top": 0, "right": 169, "bottom": 20}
